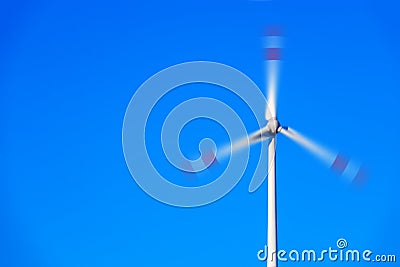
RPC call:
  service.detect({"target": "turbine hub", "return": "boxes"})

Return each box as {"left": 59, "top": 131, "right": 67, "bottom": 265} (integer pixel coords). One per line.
{"left": 265, "top": 118, "right": 280, "bottom": 135}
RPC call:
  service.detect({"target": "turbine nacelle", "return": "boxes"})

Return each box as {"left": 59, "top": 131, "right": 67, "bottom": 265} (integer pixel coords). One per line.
{"left": 261, "top": 118, "right": 281, "bottom": 137}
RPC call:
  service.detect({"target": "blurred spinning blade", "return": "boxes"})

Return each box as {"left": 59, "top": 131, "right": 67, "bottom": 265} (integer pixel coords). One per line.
{"left": 264, "top": 26, "right": 282, "bottom": 120}
{"left": 279, "top": 127, "right": 368, "bottom": 186}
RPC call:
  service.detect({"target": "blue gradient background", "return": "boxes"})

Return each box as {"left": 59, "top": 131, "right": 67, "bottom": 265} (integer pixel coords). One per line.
{"left": 1, "top": 0, "right": 399, "bottom": 266}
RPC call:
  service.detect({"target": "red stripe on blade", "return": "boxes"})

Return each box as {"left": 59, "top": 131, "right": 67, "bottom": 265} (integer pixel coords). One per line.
{"left": 352, "top": 166, "right": 368, "bottom": 187}
{"left": 181, "top": 160, "right": 197, "bottom": 179}
{"left": 181, "top": 160, "right": 194, "bottom": 173}
{"left": 201, "top": 151, "right": 217, "bottom": 167}
{"left": 265, "top": 48, "right": 281, "bottom": 60}
{"left": 331, "top": 153, "right": 349, "bottom": 174}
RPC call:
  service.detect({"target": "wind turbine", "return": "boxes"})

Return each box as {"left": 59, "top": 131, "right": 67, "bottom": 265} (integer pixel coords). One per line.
{"left": 223, "top": 28, "right": 366, "bottom": 267}
{"left": 178, "top": 27, "right": 367, "bottom": 267}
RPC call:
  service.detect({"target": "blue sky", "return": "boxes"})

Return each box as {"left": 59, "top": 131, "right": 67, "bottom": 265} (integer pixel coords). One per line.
{"left": 1, "top": 0, "right": 400, "bottom": 266}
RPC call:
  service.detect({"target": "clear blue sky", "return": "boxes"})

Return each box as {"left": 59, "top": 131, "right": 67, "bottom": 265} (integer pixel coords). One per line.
{"left": 1, "top": 0, "right": 399, "bottom": 266}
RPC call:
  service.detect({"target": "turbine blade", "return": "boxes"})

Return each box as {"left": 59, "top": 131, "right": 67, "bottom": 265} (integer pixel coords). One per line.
{"left": 279, "top": 127, "right": 335, "bottom": 165}
{"left": 279, "top": 127, "right": 368, "bottom": 186}
{"left": 218, "top": 128, "right": 270, "bottom": 160}
{"left": 264, "top": 26, "right": 282, "bottom": 120}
